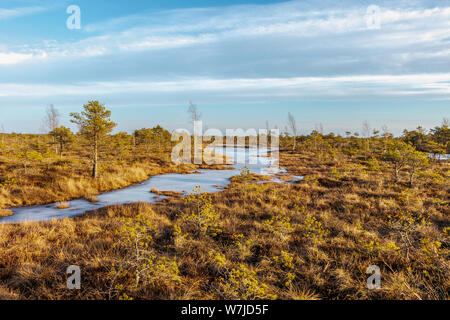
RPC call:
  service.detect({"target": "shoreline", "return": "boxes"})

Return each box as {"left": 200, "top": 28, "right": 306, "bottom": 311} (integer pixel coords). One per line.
{"left": 0, "top": 147, "right": 281, "bottom": 223}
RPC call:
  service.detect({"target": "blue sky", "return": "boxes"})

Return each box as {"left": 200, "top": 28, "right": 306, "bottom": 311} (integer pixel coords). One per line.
{"left": 0, "top": 0, "right": 449, "bottom": 135}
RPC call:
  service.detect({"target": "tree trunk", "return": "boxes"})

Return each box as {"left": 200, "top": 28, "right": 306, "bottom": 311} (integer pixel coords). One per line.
{"left": 59, "top": 140, "right": 63, "bottom": 158}
{"left": 365, "top": 139, "right": 370, "bottom": 160}
{"left": 53, "top": 136, "right": 58, "bottom": 154}
{"left": 92, "top": 138, "right": 98, "bottom": 178}
{"left": 409, "top": 169, "right": 415, "bottom": 188}
{"left": 394, "top": 163, "right": 399, "bottom": 183}
{"left": 292, "top": 136, "right": 296, "bottom": 151}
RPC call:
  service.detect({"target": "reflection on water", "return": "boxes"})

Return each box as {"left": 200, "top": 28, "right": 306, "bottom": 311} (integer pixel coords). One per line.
{"left": 0, "top": 147, "right": 295, "bottom": 224}
{"left": 431, "top": 153, "right": 450, "bottom": 160}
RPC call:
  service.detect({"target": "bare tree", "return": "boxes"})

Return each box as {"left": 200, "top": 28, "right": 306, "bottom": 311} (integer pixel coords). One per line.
{"left": 362, "top": 120, "right": 371, "bottom": 138}
{"left": 43, "top": 105, "right": 60, "bottom": 153}
{"left": 313, "top": 123, "right": 323, "bottom": 151}
{"left": 381, "top": 125, "right": 390, "bottom": 152}
{"left": 0, "top": 124, "right": 4, "bottom": 145}
{"left": 362, "top": 120, "right": 371, "bottom": 159}
{"left": 43, "top": 104, "right": 60, "bottom": 132}
{"left": 287, "top": 112, "right": 297, "bottom": 151}
{"left": 442, "top": 118, "right": 449, "bottom": 127}
{"left": 187, "top": 101, "right": 201, "bottom": 124}
{"left": 261, "top": 120, "right": 270, "bottom": 146}
{"left": 315, "top": 123, "right": 323, "bottom": 134}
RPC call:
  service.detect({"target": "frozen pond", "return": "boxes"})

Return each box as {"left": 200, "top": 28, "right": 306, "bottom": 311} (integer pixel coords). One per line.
{"left": 430, "top": 153, "right": 450, "bottom": 160}
{"left": 0, "top": 146, "right": 296, "bottom": 224}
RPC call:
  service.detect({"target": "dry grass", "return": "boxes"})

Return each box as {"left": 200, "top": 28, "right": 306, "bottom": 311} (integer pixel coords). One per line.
{"left": 85, "top": 195, "right": 99, "bottom": 203}
{"left": 0, "top": 149, "right": 448, "bottom": 300}
{"left": 56, "top": 202, "right": 70, "bottom": 209}
{"left": 150, "top": 188, "right": 183, "bottom": 198}
{"left": 0, "top": 158, "right": 197, "bottom": 209}
{"left": 0, "top": 133, "right": 199, "bottom": 209}
{"left": 0, "top": 209, "right": 14, "bottom": 218}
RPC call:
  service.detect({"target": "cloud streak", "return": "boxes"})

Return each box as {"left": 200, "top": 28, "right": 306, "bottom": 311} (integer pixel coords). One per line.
{"left": 0, "top": 6, "right": 47, "bottom": 20}
{"left": 0, "top": 52, "right": 33, "bottom": 65}
{"left": 1, "top": 74, "right": 449, "bottom": 101}
{"left": 4, "top": 1, "right": 450, "bottom": 65}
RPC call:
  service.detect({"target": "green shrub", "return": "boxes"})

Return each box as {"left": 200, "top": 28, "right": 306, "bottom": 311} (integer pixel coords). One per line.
{"left": 302, "top": 216, "right": 329, "bottom": 244}
{"left": 181, "top": 185, "right": 222, "bottom": 237}
{"left": 215, "top": 264, "right": 277, "bottom": 300}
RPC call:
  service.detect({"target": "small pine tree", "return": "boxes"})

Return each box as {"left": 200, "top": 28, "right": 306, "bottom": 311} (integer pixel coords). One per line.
{"left": 70, "top": 101, "right": 116, "bottom": 178}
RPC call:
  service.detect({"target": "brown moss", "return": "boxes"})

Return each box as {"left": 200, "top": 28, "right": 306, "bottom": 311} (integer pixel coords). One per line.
{"left": 0, "top": 145, "right": 448, "bottom": 300}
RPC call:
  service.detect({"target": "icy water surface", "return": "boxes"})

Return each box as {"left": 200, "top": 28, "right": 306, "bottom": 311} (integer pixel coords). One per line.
{"left": 0, "top": 147, "right": 299, "bottom": 224}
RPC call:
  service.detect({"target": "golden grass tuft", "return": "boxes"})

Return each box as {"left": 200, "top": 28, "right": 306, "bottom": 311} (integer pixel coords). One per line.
{"left": 85, "top": 195, "right": 100, "bottom": 203}
{"left": 150, "top": 188, "right": 183, "bottom": 198}
{"left": 55, "top": 202, "right": 69, "bottom": 209}
{"left": 0, "top": 209, "right": 14, "bottom": 217}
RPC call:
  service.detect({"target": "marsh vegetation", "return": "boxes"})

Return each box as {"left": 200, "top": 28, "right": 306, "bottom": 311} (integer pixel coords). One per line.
{"left": 0, "top": 106, "right": 448, "bottom": 300}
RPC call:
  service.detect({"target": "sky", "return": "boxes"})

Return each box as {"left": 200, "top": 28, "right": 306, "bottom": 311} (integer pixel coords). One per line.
{"left": 0, "top": 0, "right": 449, "bottom": 135}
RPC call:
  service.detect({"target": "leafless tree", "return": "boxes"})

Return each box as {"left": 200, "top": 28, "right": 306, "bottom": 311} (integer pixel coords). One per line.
{"left": 0, "top": 124, "right": 4, "bottom": 145}
{"left": 42, "top": 105, "right": 60, "bottom": 153}
{"left": 43, "top": 104, "right": 60, "bottom": 132}
{"left": 442, "top": 118, "right": 449, "bottom": 127}
{"left": 362, "top": 120, "right": 371, "bottom": 138}
{"left": 362, "top": 120, "right": 371, "bottom": 159}
{"left": 261, "top": 120, "right": 270, "bottom": 145}
{"left": 287, "top": 112, "right": 297, "bottom": 151}
{"left": 188, "top": 101, "right": 201, "bottom": 124}
{"left": 315, "top": 123, "right": 323, "bottom": 134}
{"left": 381, "top": 125, "right": 389, "bottom": 137}
{"left": 381, "top": 125, "right": 390, "bottom": 152}
{"left": 313, "top": 123, "right": 323, "bottom": 151}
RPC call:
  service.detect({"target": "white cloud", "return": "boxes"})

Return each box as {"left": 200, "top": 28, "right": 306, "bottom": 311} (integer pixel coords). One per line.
{"left": 1, "top": 74, "right": 449, "bottom": 100}
{"left": 0, "top": 6, "right": 46, "bottom": 19}
{"left": 0, "top": 0, "right": 449, "bottom": 106}
{"left": 0, "top": 52, "right": 33, "bottom": 65}
{"left": 5, "top": 1, "right": 450, "bottom": 63}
